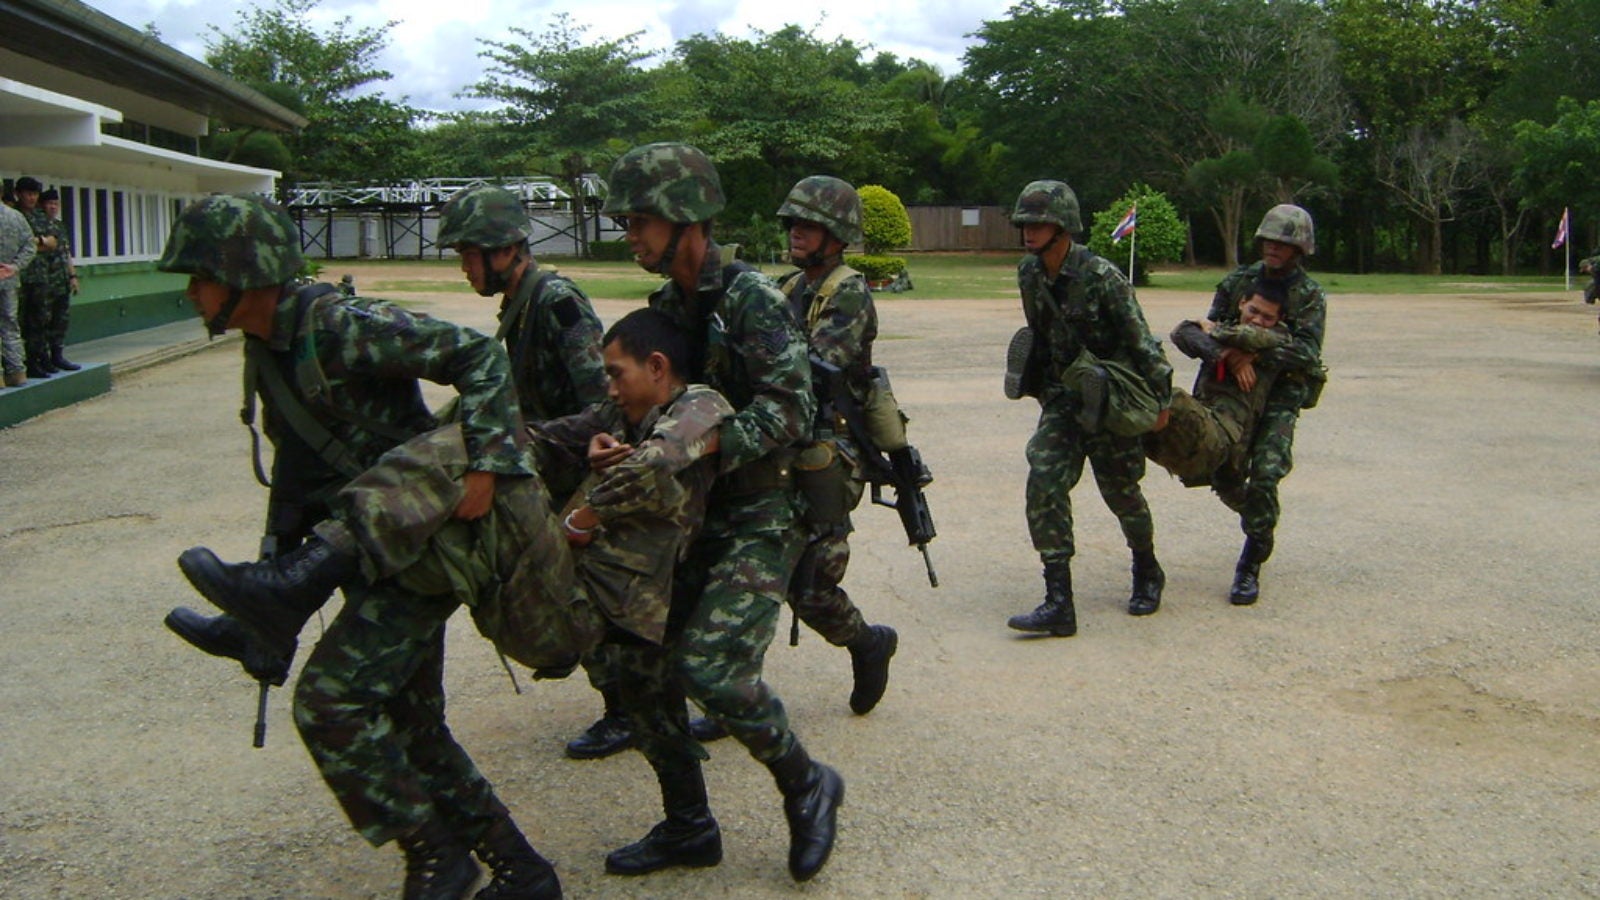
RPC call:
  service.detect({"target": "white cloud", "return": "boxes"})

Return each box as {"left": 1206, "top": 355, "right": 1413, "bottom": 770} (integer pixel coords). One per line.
{"left": 82, "top": 0, "right": 1014, "bottom": 112}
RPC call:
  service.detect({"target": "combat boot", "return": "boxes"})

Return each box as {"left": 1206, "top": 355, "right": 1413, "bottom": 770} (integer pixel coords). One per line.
{"left": 163, "top": 606, "right": 294, "bottom": 685}
{"left": 398, "top": 819, "right": 480, "bottom": 900}
{"left": 564, "top": 687, "right": 635, "bottom": 760}
{"left": 3, "top": 370, "right": 25, "bottom": 387}
{"left": 768, "top": 741, "right": 844, "bottom": 882}
{"left": 177, "top": 536, "right": 356, "bottom": 658}
{"left": 49, "top": 345, "right": 81, "bottom": 372}
{"left": 25, "top": 352, "right": 52, "bottom": 379}
{"left": 1006, "top": 562, "right": 1076, "bottom": 636}
{"left": 473, "top": 815, "right": 561, "bottom": 899}
{"left": 1127, "top": 550, "right": 1165, "bottom": 616}
{"left": 1228, "top": 535, "right": 1274, "bottom": 606}
{"left": 606, "top": 760, "right": 722, "bottom": 875}
{"left": 846, "top": 624, "right": 898, "bottom": 714}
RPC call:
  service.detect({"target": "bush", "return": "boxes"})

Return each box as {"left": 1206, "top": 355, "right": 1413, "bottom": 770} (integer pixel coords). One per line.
{"left": 1086, "top": 184, "right": 1185, "bottom": 285}
{"left": 589, "top": 239, "right": 633, "bottom": 261}
{"left": 846, "top": 253, "right": 908, "bottom": 282}
{"left": 859, "top": 185, "right": 912, "bottom": 254}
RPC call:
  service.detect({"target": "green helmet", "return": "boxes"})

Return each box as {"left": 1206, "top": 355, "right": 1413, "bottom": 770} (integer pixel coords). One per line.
{"left": 1010, "top": 180, "right": 1082, "bottom": 232}
{"left": 158, "top": 194, "right": 304, "bottom": 290}
{"left": 436, "top": 186, "right": 532, "bottom": 249}
{"left": 601, "top": 142, "right": 725, "bottom": 224}
{"left": 777, "top": 176, "right": 863, "bottom": 246}
{"left": 1255, "top": 204, "right": 1315, "bottom": 256}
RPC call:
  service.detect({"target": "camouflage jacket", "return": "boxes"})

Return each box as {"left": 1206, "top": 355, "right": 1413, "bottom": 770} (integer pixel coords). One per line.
{"left": 257, "top": 287, "right": 530, "bottom": 516}
{"left": 1019, "top": 242, "right": 1172, "bottom": 410}
{"left": 499, "top": 268, "right": 608, "bottom": 423}
{"left": 780, "top": 263, "right": 876, "bottom": 470}
{"left": 533, "top": 385, "right": 732, "bottom": 642}
{"left": 1207, "top": 261, "right": 1326, "bottom": 381}
{"left": 0, "top": 204, "right": 35, "bottom": 279}
{"left": 1172, "top": 319, "right": 1289, "bottom": 438}
{"left": 21, "top": 207, "right": 65, "bottom": 284}
{"left": 648, "top": 242, "right": 814, "bottom": 528}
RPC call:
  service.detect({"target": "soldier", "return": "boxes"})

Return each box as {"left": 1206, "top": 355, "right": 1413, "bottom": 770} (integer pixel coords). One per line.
{"left": 431, "top": 185, "right": 634, "bottom": 762}
{"left": 1207, "top": 204, "right": 1327, "bottom": 606}
{"left": 1004, "top": 180, "right": 1172, "bottom": 636}
{"left": 37, "top": 188, "right": 80, "bottom": 371}
{"left": 603, "top": 142, "right": 844, "bottom": 882}
{"left": 1579, "top": 250, "right": 1600, "bottom": 330}
{"left": 156, "top": 194, "right": 558, "bottom": 900}
{"left": 0, "top": 190, "right": 35, "bottom": 387}
{"left": 14, "top": 176, "right": 68, "bottom": 379}
{"left": 771, "top": 176, "right": 898, "bottom": 711}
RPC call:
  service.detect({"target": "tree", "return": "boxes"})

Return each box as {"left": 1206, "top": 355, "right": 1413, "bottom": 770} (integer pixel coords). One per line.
{"left": 203, "top": 0, "right": 417, "bottom": 184}
{"left": 1087, "top": 185, "right": 1185, "bottom": 285}
{"left": 1514, "top": 98, "right": 1600, "bottom": 255}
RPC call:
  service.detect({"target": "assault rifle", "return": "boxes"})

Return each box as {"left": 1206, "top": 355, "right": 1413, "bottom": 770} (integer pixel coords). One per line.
{"left": 810, "top": 357, "right": 938, "bottom": 586}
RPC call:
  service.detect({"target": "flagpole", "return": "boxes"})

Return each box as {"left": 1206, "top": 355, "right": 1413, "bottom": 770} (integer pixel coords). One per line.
{"left": 1128, "top": 223, "right": 1136, "bottom": 280}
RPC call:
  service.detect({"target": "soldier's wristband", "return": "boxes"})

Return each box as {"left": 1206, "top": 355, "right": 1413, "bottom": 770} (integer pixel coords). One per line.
{"left": 563, "top": 510, "right": 597, "bottom": 536}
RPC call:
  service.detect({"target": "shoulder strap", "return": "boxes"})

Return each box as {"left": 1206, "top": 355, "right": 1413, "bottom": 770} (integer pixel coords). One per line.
{"left": 244, "top": 339, "right": 366, "bottom": 480}
{"left": 495, "top": 272, "right": 553, "bottom": 344}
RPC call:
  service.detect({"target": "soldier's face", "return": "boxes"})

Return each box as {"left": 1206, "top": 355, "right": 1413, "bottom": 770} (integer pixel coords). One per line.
{"left": 185, "top": 276, "right": 228, "bottom": 319}
{"left": 787, "top": 220, "right": 831, "bottom": 259}
{"left": 619, "top": 213, "right": 674, "bottom": 270}
{"left": 1021, "top": 223, "right": 1060, "bottom": 253}
{"left": 43, "top": 199, "right": 60, "bottom": 218}
{"left": 603, "top": 341, "right": 672, "bottom": 425}
{"left": 16, "top": 189, "right": 38, "bottom": 211}
{"left": 1239, "top": 294, "right": 1282, "bottom": 329}
{"left": 1260, "top": 239, "right": 1300, "bottom": 273}
{"left": 457, "top": 246, "right": 514, "bottom": 297}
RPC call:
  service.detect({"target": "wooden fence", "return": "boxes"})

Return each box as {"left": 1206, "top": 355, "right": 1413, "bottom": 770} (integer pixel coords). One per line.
{"left": 905, "top": 206, "right": 1018, "bottom": 251}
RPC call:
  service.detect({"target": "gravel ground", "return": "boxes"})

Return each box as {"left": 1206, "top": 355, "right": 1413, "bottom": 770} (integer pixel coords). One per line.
{"left": 2, "top": 268, "right": 1597, "bottom": 898}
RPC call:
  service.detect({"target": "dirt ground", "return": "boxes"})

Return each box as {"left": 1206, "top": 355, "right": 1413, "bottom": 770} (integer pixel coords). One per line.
{"left": 2, "top": 264, "right": 1598, "bottom": 898}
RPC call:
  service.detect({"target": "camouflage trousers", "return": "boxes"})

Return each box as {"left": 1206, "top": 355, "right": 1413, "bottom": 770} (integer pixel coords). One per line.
{"left": 1026, "top": 399, "right": 1155, "bottom": 564}
{"left": 293, "top": 582, "right": 509, "bottom": 847}
{"left": 19, "top": 279, "right": 68, "bottom": 359}
{"left": 1143, "top": 389, "right": 1247, "bottom": 485}
{"left": 600, "top": 633, "right": 707, "bottom": 771}
{"left": 1213, "top": 386, "right": 1303, "bottom": 541}
{"left": 788, "top": 477, "right": 868, "bottom": 647}
{"left": 0, "top": 278, "right": 21, "bottom": 374}
{"left": 673, "top": 492, "right": 806, "bottom": 765}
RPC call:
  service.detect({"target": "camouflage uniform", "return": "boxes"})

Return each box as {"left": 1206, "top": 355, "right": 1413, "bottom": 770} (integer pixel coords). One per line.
{"left": 1206, "top": 261, "right": 1326, "bottom": 541}
{"left": 20, "top": 204, "right": 66, "bottom": 372}
{"left": 0, "top": 202, "right": 35, "bottom": 378}
{"left": 1021, "top": 240, "right": 1171, "bottom": 563}
{"left": 499, "top": 269, "right": 606, "bottom": 425}
{"left": 651, "top": 242, "right": 816, "bottom": 762}
{"left": 1146, "top": 320, "right": 1289, "bottom": 483}
{"left": 159, "top": 195, "right": 534, "bottom": 855}
{"left": 534, "top": 385, "right": 732, "bottom": 766}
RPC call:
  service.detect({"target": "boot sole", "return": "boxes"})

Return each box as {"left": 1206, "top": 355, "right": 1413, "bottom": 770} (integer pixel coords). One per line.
{"left": 1006, "top": 619, "right": 1077, "bottom": 637}
{"left": 163, "top": 608, "right": 249, "bottom": 661}
{"left": 1003, "top": 327, "right": 1034, "bottom": 400}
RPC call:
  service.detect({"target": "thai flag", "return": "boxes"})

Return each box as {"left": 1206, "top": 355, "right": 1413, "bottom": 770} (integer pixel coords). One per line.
{"left": 1552, "top": 207, "right": 1569, "bottom": 250}
{"left": 1111, "top": 205, "right": 1137, "bottom": 244}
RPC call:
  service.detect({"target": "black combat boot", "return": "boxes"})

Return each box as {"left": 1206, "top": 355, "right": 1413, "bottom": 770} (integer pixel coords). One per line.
{"left": 846, "top": 624, "right": 898, "bottom": 714}
{"left": 564, "top": 688, "right": 635, "bottom": 760}
{"left": 768, "top": 741, "right": 844, "bottom": 882}
{"left": 163, "top": 607, "right": 294, "bottom": 685}
{"left": 1006, "top": 561, "right": 1076, "bottom": 636}
{"left": 1128, "top": 550, "right": 1165, "bottom": 616}
{"left": 25, "top": 350, "right": 52, "bottom": 379}
{"left": 473, "top": 815, "right": 561, "bottom": 899}
{"left": 49, "top": 345, "right": 81, "bottom": 372}
{"left": 1228, "top": 535, "right": 1274, "bottom": 606}
{"left": 605, "top": 760, "right": 722, "bottom": 875}
{"left": 398, "top": 819, "right": 480, "bottom": 900}
{"left": 177, "top": 536, "right": 356, "bottom": 659}
{"left": 688, "top": 716, "right": 729, "bottom": 742}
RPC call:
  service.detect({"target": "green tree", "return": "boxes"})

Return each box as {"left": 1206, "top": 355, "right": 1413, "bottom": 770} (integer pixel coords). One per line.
{"left": 1087, "top": 185, "right": 1185, "bottom": 285}
{"left": 1514, "top": 98, "right": 1600, "bottom": 251}
{"left": 203, "top": 0, "right": 418, "bottom": 184}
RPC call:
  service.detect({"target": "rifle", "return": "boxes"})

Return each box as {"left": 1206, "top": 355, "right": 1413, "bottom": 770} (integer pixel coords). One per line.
{"left": 809, "top": 357, "right": 938, "bottom": 587}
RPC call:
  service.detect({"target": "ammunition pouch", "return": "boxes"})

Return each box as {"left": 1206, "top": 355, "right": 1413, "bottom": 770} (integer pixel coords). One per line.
{"left": 862, "top": 369, "right": 910, "bottom": 451}
{"left": 795, "top": 440, "right": 852, "bottom": 529}
{"left": 1298, "top": 365, "right": 1328, "bottom": 410}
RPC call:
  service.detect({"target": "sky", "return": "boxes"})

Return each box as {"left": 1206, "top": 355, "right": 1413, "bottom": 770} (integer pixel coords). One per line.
{"left": 84, "top": 0, "right": 1018, "bottom": 114}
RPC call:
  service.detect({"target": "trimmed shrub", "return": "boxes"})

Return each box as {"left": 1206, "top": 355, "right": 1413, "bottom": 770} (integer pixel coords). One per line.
{"left": 859, "top": 185, "right": 912, "bottom": 254}
{"left": 846, "top": 253, "right": 909, "bottom": 283}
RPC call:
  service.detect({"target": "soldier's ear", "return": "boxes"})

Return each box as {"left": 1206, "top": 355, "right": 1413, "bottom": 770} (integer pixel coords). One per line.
{"left": 646, "top": 350, "right": 672, "bottom": 381}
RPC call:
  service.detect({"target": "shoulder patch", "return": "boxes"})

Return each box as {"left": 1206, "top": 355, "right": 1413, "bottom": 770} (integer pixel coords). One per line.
{"left": 553, "top": 295, "right": 581, "bottom": 328}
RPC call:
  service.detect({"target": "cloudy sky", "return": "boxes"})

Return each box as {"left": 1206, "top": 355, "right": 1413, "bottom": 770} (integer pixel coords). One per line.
{"left": 84, "top": 0, "right": 1017, "bottom": 114}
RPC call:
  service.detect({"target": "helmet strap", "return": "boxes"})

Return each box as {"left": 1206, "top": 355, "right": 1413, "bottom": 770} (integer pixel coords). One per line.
{"left": 650, "top": 224, "right": 689, "bottom": 276}
{"left": 1030, "top": 225, "right": 1067, "bottom": 258}
{"left": 481, "top": 243, "right": 525, "bottom": 296}
{"left": 206, "top": 286, "right": 246, "bottom": 338}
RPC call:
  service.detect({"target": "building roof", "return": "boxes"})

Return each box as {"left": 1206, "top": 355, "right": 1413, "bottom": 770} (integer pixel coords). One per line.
{"left": 0, "top": 0, "right": 308, "bottom": 131}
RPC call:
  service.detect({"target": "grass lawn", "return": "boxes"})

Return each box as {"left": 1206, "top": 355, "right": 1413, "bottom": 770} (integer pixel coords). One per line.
{"left": 328, "top": 253, "right": 1574, "bottom": 303}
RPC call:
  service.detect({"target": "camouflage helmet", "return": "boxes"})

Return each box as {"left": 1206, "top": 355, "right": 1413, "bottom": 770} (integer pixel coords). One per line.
{"left": 157, "top": 194, "right": 304, "bottom": 290}
{"left": 436, "top": 185, "right": 532, "bottom": 249}
{"left": 601, "top": 142, "right": 725, "bottom": 224}
{"left": 777, "top": 176, "right": 863, "bottom": 246}
{"left": 1254, "top": 204, "right": 1315, "bottom": 256}
{"left": 1011, "top": 180, "right": 1082, "bottom": 232}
